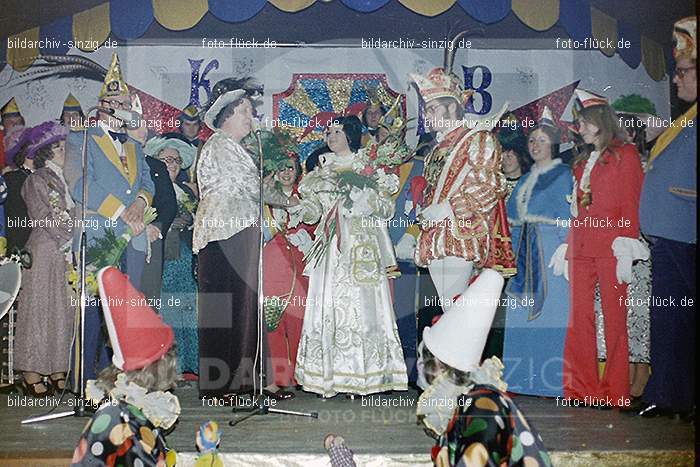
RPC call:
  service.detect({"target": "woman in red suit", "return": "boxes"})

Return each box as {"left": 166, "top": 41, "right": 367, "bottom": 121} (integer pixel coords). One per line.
{"left": 263, "top": 152, "right": 313, "bottom": 391}
{"left": 552, "top": 90, "right": 646, "bottom": 408}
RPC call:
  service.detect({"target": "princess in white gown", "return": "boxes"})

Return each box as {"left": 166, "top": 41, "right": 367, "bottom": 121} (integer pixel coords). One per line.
{"left": 290, "top": 116, "right": 407, "bottom": 397}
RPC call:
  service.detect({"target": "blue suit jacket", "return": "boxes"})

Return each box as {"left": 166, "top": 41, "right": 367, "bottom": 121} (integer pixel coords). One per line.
{"left": 65, "top": 126, "right": 154, "bottom": 249}
{"left": 640, "top": 117, "right": 697, "bottom": 244}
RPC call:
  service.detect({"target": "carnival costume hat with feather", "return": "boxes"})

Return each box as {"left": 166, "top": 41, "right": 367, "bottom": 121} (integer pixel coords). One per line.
{"left": 99, "top": 53, "right": 129, "bottom": 100}
{"left": 409, "top": 31, "right": 475, "bottom": 105}
{"left": 25, "top": 121, "right": 69, "bottom": 159}
{"left": 673, "top": 16, "right": 696, "bottom": 61}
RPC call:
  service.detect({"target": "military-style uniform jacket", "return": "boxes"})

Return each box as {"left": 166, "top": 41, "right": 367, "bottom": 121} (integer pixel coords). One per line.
{"left": 415, "top": 125, "right": 504, "bottom": 267}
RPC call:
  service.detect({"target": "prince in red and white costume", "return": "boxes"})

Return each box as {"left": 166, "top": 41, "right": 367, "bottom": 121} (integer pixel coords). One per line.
{"left": 409, "top": 67, "right": 506, "bottom": 310}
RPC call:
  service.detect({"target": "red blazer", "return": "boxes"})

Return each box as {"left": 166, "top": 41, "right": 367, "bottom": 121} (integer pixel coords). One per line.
{"left": 567, "top": 141, "right": 643, "bottom": 258}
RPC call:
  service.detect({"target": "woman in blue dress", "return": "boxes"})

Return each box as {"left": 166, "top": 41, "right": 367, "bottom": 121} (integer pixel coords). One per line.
{"left": 502, "top": 108, "right": 573, "bottom": 397}
{"left": 145, "top": 133, "right": 199, "bottom": 375}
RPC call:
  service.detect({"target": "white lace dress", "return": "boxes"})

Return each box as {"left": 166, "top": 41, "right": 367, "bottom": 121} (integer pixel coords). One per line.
{"left": 292, "top": 152, "right": 408, "bottom": 397}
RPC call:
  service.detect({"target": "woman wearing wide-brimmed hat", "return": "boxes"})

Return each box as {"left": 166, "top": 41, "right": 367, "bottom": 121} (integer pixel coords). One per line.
{"left": 144, "top": 133, "right": 199, "bottom": 375}
{"left": 14, "top": 121, "right": 74, "bottom": 397}
{"left": 193, "top": 78, "right": 294, "bottom": 400}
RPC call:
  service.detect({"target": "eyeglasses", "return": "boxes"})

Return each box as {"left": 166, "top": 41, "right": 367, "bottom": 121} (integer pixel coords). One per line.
{"left": 101, "top": 99, "right": 131, "bottom": 110}
{"left": 160, "top": 156, "right": 182, "bottom": 165}
{"left": 674, "top": 66, "right": 695, "bottom": 79}
{"left": 425, "top": 103, "right": 444, "bottom": 114}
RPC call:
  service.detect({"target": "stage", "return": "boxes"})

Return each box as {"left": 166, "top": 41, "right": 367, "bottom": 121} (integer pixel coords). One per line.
{"left": 0, "top": 385, "right": 694, "bottom": 466}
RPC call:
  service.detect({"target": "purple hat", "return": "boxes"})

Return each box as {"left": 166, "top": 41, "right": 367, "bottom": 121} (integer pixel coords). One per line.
{"left": 3, "top": 126, "right": 28, "bottom": 164}
{"left": 25, "top": 121, "right": 68, "bottom": 159}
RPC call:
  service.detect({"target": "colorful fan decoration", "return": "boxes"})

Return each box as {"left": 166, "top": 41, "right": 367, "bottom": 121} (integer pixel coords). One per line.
{"left": 273, "top": 73, "right": 405, "bottom": 160}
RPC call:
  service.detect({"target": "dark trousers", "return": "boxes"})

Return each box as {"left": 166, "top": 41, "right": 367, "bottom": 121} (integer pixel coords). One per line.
{"left": 393, "top": 261, "right": 419, "bottom": 383}
{"left": 72, "top": 244, "right": 146, "bottom": 389}
{"left": 198, "top": 227, "right": 268, "bottom": 397}
{"left": 140, "top": 238, "right": 164, "bottom": 308}
{"left": 643, "top": 237, "right": 696, "bottom": 412}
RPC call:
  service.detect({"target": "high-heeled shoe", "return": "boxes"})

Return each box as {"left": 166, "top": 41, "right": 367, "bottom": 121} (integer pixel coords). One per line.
{"left": 24, "top": 379, "right": 53, "bottom": 398}
{"left": 49, "top": 374, "right": 67, "bottom": 392}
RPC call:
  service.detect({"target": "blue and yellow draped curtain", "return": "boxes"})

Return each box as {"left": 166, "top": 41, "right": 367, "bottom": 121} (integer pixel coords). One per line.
{"left": 3, "top": 0, "right": 668, "bottom": 80}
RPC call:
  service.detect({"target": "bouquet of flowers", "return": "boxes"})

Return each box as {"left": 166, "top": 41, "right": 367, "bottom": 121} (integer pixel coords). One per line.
{"left": 179, "top": 192, "right": 198, "bottom": 215}
{"left": 302, "top": 141, "right": 409, "bottom": 267}
{"left": 241, "top": 128, "right": 299, "bottom": 175}
{"left": 67, "top": 263, "right": 98, "bottom": 296}
{"left": 69, "top": 206, "right": 158, "bottom": 296}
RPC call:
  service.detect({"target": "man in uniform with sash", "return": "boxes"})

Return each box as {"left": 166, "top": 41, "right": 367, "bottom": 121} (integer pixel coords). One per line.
{"left": 64, "top": 53, "right": 155, "bottom": 385}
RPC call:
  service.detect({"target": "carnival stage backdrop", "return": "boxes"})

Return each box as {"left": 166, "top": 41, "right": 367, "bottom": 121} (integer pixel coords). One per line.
{"left": 0, "top": 44, "right": 669, "bottom": 152}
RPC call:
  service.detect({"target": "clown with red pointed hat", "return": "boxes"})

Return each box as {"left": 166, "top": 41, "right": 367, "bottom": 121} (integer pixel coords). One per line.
{"left": 72, "top": 266, "right": 179, "bottom": 466}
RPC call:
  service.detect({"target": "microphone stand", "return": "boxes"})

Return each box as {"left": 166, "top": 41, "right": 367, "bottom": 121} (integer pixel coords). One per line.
{"left": 23, "top": 106, "right": 103, "bottom": 424}
{"left": 229, "top": 122, "right": 317, "bottom": 426}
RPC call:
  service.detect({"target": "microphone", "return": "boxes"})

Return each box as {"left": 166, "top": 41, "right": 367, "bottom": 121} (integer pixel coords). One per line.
{"left": 112, "top": 109, "right": 144, "bottom": 129}
{"left": 251, "top": 117, "right": 263, "bottom": 136}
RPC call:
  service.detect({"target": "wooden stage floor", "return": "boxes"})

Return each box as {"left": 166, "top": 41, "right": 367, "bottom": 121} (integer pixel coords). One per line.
{"left": 0, "top": 385, "right": 694, "bottom": 466}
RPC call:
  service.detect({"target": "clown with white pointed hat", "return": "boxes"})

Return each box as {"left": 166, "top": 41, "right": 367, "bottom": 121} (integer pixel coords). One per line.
{"left": 415, "top": 269, "right": 551, "bottom": 466}
{"left": 63, "top": 53, "right": 155, "bottom": 388}
{"left": 408, "top": 31, "right": 511, "bottom": 315}
{"left": 634, "top": 16, "right": 696, "bottom": 419}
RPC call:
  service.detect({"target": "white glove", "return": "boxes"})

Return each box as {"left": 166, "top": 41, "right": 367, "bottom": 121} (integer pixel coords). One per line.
{"left": 612, "top": 237, "right": 649, "bottom": 285}
{"left": 286, "top": 204, "right": 304, "bottom": 228}
{"left": 615, "top": 255, "right": 634, "bottom": 284}
{"left": 419, "top": 202, "right": 452, "bottom": 228}
{"left": 395, "top": 233, "right": 417, "bottom": 261}
{"left": 548, "top": 243, "right": 569, "bottom": 281}
{"left": 349, "top": 187, "right": 375, "bottom": 217}
{"left": 286, "top": 229, "right": 313, "bottom": 255}
{"left": 403, "top": 199, "right": 414, "bottom": 216}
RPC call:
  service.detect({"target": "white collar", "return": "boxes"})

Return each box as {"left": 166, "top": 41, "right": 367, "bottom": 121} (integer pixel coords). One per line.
{"left": 416, "top": 357, "right": 507, "bottom": 436}
{"left": 530, "top": 158, "right": 562, "bottom": 175}
{"left": 86, "top": 374, "right": 181, "bottom": 429}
